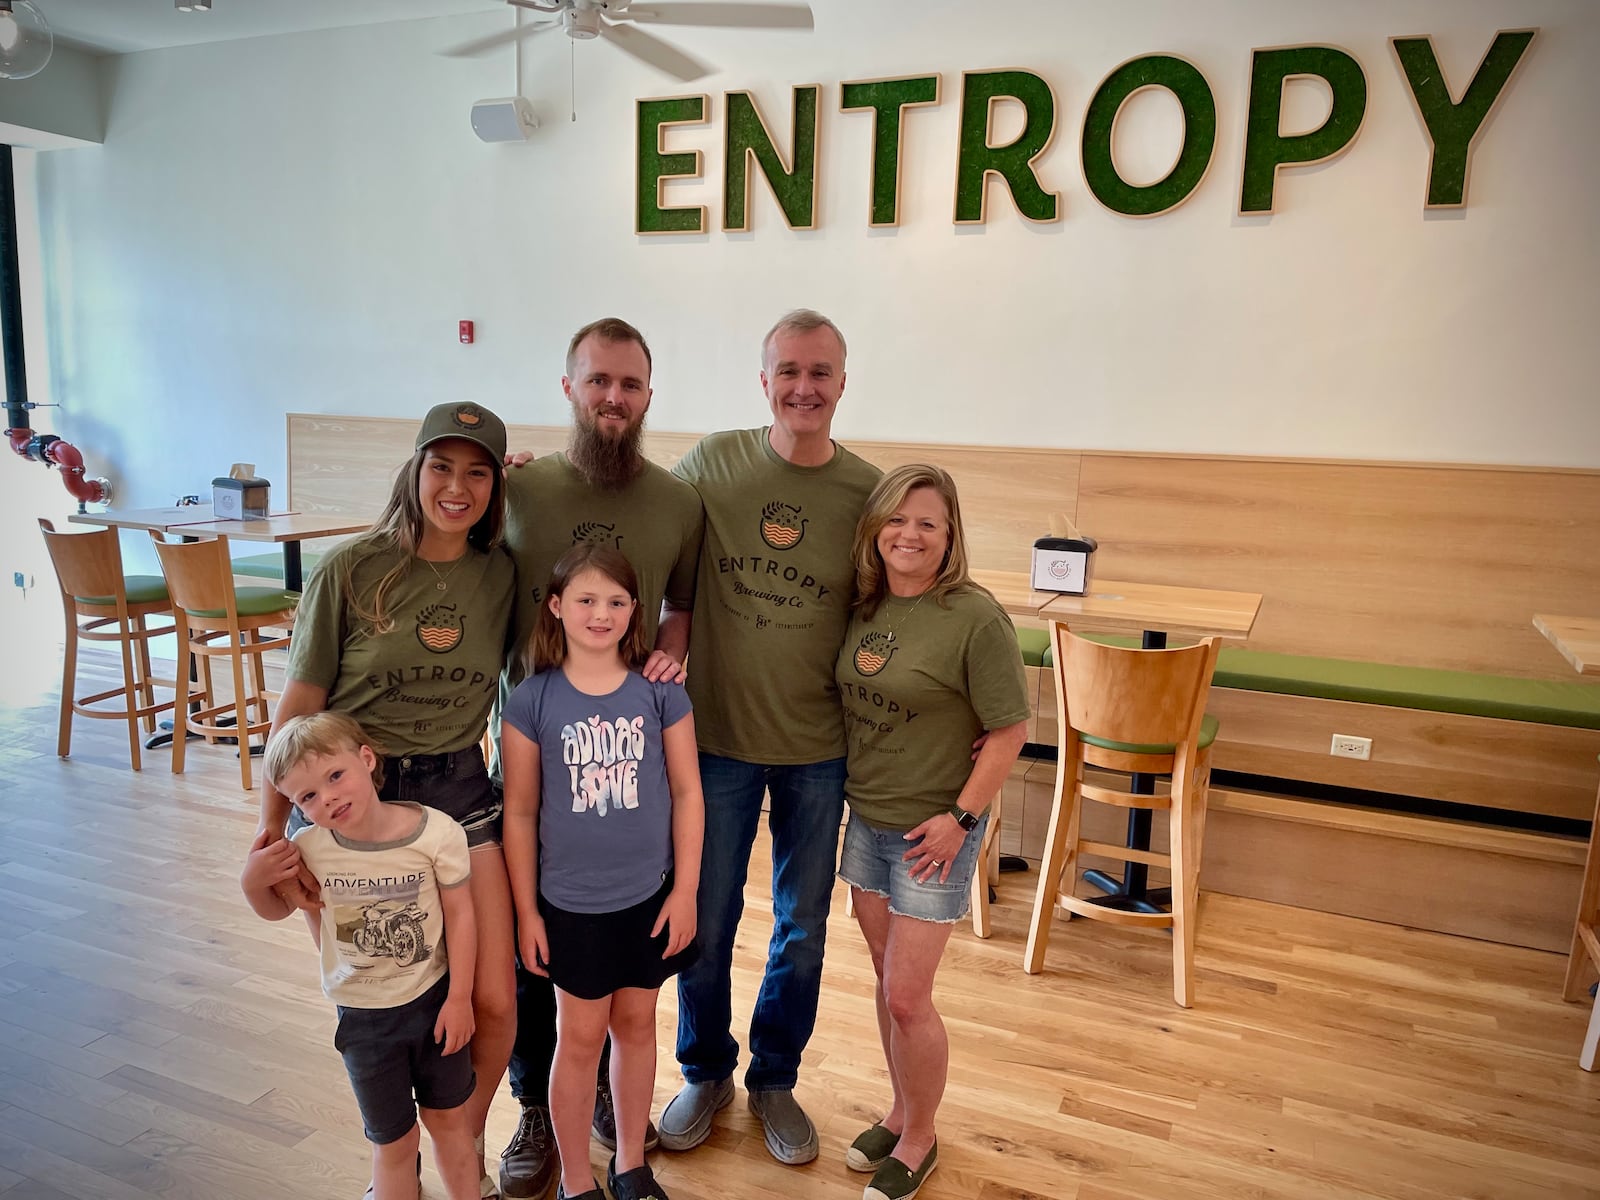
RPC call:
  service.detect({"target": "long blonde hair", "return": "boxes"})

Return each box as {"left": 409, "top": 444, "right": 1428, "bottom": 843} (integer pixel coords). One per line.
{"left": 851, "top": 463, "right": 985, "bottom": 621}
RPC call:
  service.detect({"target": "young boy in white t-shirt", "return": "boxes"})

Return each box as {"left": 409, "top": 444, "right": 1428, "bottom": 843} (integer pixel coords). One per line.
{"left": 242, "top": 712, "right": 480, "bottom": 1200}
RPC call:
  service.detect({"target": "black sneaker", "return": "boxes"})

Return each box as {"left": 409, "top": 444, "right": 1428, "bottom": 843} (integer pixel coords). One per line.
{"left": 592, "top": 1067, "right": 660, "bottom": 1152}
{"left": 555, "top": 1182, "right": 605, "bottom": 1200}
{"left": 499, "top": 1102, "right": 557, "bottom": 1200}
{"left": 607, "top": 1155, "right": 670, "bottom": 1200}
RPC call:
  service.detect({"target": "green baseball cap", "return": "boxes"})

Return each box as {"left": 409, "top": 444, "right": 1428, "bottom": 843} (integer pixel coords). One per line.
{"left": 416, "top": 402, "right": 507, "bottom": 464}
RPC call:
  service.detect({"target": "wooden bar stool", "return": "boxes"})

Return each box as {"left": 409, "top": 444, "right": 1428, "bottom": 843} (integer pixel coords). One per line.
{"left": 1562, "top": 758, "right": 1600, "bottom": 1070}
{"left": 1023, "top": 624, "right": 1221, "bottom": 1007}
{"left": 150, "top": 532, "right": 297, "bottom": 791}
{"left": 38, "top": 519, "right": 177, "bottom": 771}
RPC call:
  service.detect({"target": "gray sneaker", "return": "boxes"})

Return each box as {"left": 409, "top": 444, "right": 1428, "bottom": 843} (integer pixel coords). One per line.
{"left": 746, "top": 1088, "right": 819, "bottom": 1165}
{"left": 656, "top": 1077, "right": 734, "bottom": 1151}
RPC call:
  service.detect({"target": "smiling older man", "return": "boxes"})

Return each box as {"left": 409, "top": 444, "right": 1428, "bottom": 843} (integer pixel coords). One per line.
{"left": 659, "top": 309, "right": 882, "bottom": 1166}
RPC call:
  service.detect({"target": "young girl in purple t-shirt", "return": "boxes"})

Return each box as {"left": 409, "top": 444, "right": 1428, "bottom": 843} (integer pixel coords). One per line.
{"left": 500, "top": 544, "right": 704, "bottom": 1200}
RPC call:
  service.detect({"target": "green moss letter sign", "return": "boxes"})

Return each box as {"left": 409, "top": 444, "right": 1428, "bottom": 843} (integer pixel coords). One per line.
{"left": 635, "top": 30, "right": 1537, "bottom": 234}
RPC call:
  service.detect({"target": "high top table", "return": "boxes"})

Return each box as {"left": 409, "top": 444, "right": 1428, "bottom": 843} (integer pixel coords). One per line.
{"left": 972, "top": 570, "right": 1262, "bottom": 912}
{"left": 71, "top": 508, "right": 368, "bottom": 591}
{"left": 172, "top": 514, "right": 369, "bottom": 591}
{"left": 1537, "top": 614, "right": 1600, "bottom": 1071}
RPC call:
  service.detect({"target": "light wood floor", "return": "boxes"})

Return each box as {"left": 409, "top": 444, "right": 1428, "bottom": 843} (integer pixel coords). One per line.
{"left": 2, "top": 647, "right": 1598, "bottom": 1200}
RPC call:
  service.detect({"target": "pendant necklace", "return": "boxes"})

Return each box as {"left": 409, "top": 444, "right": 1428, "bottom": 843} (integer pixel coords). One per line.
{"left": 884, "top": 588, "right": 929, "bottom": 643}
{"left": 422, "top": 555, "right": 465, "bottom": 593}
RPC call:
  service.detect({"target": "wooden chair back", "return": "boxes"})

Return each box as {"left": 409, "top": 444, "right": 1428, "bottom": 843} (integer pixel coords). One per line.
{"left": 151, "top": 533, "right": 236, "bottom": 620}
{"left": 39, "top": 519, "right": 126, "bottom": 606}
{"left": 1057, "top": 629, "right": 1221, "bottom": 761}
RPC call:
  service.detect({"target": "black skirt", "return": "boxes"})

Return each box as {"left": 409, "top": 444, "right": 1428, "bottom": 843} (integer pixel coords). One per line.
{"left": 536, "top": 875, "right": 699, "bottom": 1001}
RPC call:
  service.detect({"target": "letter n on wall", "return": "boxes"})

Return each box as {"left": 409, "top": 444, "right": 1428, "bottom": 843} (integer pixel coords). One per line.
{"left": 724, "top": 86, "right": 821, "bottom": 231}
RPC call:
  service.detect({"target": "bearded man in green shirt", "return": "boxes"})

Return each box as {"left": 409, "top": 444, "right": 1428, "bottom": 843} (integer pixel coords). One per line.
{"left": 497, "top": 318, "right": 703, "bottom": 1199}
{"left": 659, "top": 310, "right": 881, "bottom": 1167}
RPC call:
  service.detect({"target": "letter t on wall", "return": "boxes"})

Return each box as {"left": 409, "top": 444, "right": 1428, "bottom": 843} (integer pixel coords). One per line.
{"left": 840, "top": 75, "right": 942, "bottom": 227}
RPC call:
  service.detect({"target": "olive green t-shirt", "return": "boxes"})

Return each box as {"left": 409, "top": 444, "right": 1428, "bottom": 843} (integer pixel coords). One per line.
{"left": 287, "top": 538, "right": 515, "bottom": 756}
{"left": 674, "top": 427, "right": 881, "bottom": 764}
{"left": 835, "top": 585, "right": 1030, "bottom": 830}
{"left": 502, "top": 453, "right": 703, "bottom": 686}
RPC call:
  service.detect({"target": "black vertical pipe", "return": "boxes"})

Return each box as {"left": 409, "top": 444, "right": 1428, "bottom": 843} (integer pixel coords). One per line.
{"left": 1, "top": 143, "right": 32, "bottom": 431}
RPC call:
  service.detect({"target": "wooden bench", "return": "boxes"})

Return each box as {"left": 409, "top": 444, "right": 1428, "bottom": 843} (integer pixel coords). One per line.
{"left": 284, "top": 414, "right": 1600, "bottom": 951}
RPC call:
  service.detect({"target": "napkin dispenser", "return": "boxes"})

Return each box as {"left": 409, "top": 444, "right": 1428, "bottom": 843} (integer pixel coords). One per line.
{"left": 1031, "top": 535, "right": 1097, "bottom": 595}
{"left": 212, "top": 463, "right": 270, "bottom": 519}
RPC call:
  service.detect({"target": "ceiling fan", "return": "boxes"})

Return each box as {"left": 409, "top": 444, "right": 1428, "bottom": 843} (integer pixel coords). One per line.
{"left": 442, "top": 0, "right": 814, "bottom": 83}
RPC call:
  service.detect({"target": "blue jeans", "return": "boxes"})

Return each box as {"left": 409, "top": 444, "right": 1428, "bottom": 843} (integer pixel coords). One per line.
{"left": 675, "top": 752, "right": 846, "bottom": 1091}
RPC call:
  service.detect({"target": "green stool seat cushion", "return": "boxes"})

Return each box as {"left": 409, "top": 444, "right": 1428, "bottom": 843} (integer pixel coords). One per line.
{"left": 1078, "top": 712, "right": 1220, "bottom": 755}
{"left": 1015, "top": 627, "right": 1049, "bottom": 667}
{"left": 232, "top": 551, "right": 325, "bottom": 581}
{"left": 1213, "top": 648, "right": 1600, "bottom": 731}
{"left": 190, "top": 587, "right": 299, "bottom": 619}
{"left": 76, "top": 575, "right": 170, "bottom": 606}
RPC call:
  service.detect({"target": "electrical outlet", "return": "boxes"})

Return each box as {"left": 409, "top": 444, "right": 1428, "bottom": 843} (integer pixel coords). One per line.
{"left": 1330, "top": 734, "right": 1372, "bottom": 760}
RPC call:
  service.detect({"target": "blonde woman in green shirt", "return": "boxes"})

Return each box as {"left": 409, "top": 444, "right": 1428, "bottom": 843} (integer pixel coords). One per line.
{"left": 834, "top": 464, "right": 1030, "bottom": 1200}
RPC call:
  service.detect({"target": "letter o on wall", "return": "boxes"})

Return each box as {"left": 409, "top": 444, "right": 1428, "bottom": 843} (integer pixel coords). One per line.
{"left": 1082, "top": 54, "right": 1217, "bottom": 217}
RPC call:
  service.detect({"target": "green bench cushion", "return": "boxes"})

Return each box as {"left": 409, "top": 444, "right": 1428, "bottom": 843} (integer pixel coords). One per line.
{"left": 1028, "top": 630, "right": 1600, "bottom": 731}
{"left": 76, "top": 575, "right": 169, "bottom": 606}
{"left": 232, "top": 551, "right": 325, "bottom": 581}
{"left": 189, "top": 587, "right": 299, "bottom": 618}
{"left": 1213, "top": 648, "right": 1600, "bottom": 732}
{"left": 1015, "top": 627, "right": 1049, "bottom": 666}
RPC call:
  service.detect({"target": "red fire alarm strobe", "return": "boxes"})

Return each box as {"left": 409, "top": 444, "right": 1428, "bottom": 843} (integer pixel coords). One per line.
{"left": 459, "top": 320, "right": 474, "bottom": 344}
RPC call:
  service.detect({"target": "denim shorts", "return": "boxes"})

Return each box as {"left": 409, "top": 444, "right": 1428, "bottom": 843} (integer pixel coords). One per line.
{"left": 334, "top": 975, "right": 476, "bottom": 1144}
{"left": 837, "top": 809, "right": 989, "bottom": 924}
{"left": 381, "top": 747, "right": 502, "bottom": 849}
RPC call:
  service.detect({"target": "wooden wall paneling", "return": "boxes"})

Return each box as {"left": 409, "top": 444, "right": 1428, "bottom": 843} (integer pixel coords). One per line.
{"left": 1072, "top": 454, "right": 1600, "bottom": 680}
{"left": 1204, "top": 789, "right": 1585, "bottom": 952}
{"left": 1208, "top": 689, "right": 1600, "bottom": 821}
{"left": 847, "top": 442, "right": 1082, "bottom": 573}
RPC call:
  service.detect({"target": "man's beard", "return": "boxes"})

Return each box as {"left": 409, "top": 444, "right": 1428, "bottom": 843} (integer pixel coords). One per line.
{"left": 568, "top": 408, "right": 646, "bottom": 492}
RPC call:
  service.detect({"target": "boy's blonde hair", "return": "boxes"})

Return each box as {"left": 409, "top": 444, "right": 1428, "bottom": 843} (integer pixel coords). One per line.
{"left": 264, "top": 712, "right": 387, "bottom": 793}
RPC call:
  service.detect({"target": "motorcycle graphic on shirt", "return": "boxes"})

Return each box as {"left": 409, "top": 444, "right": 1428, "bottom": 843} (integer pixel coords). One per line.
{"left": 341, "top": 900, "right": 433, "bottom": 968}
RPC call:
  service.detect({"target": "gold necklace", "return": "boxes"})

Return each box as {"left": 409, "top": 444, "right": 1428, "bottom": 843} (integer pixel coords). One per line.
{"left": 883, "top": 588, "right": 929, "bottom": 644}
{"left": 422, "top": 555, "right": 465, "bottom": 593}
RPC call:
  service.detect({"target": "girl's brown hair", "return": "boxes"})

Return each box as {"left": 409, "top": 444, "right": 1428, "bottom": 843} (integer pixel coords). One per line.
{"left": 527, "top": 544, "right": 651, "bottom": 674}
{"left": 340, "top": 437, "right": 506, "bottom": 636}
{"left": 850, "top": 462, "right": 990, "bottom": 621}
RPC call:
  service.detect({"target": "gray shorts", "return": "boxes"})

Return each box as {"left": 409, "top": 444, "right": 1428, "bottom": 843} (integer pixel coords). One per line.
{"left": 334, "top": 976, "right": 475, "bottom": 1144}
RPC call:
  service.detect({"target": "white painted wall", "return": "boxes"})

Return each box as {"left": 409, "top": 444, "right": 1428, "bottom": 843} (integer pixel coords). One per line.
{"left": 4, "top": 0, "right": 1599, "bottom": 596}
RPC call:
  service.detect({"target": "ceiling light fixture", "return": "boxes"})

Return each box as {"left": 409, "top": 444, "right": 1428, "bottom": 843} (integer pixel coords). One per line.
{"left": 176, "top": 0, "right": 213, "bottom": 11}
{"left": 0, "top": 0, "right": 53, "bottom": 80}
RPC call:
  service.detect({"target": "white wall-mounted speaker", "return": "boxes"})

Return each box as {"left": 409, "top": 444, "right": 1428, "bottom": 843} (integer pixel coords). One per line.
{"left": 471, "top": 97, "right": 539, "bottom": 143}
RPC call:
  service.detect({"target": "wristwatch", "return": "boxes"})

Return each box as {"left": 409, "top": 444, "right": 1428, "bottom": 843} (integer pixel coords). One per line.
{"left": 948, "top": 805, "right": 980, "bottom": 833}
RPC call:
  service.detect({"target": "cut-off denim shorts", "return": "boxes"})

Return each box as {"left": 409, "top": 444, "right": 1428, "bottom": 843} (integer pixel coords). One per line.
{"left": 837, "top": 808, "right": 989, "bottom": 924}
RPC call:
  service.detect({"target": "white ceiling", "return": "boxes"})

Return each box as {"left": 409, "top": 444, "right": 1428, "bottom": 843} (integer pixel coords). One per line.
{"left": 34, "top": 0, "right": 508, "bottom": 56}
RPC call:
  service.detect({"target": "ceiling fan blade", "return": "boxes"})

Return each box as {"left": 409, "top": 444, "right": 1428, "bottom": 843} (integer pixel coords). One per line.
{"left": 621, "top": 3, "right": 813, "bottom": 30}
{"left": 439, "top": 19, "right": 559, "bottom": 59}
{"left": 601, "top": 20, "right": 713, "bottom": 82}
